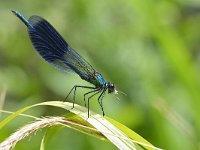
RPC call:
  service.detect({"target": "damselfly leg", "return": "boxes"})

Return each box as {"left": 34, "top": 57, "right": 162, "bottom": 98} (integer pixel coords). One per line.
{"left": 87, "top": 89, "right": 102, "bottom": 117}
{"left": 64, "top": 85, "right": 96, "bottom": 108}
{"left": 98, "top": 88, "right": 107, "bottom": 116}
{"left": 83, "top": 88, "right": 101, "bottom": 107}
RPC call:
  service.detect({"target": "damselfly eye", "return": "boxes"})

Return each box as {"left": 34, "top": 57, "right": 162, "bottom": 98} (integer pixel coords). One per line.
{"left": 108, "top": 82, "right": 115, "bottom": 93}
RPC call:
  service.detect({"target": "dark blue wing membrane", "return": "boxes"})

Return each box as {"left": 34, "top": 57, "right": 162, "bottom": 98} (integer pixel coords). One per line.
{"left": 27, "top": 16, "right": 95, "bottom": 79}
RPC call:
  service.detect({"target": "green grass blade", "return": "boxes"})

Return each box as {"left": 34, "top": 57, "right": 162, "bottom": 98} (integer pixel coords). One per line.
{"left": 0, "top": 101, "right": 161, "bottom": 150}
{"left": 106, "top": 117, "right": 162, "bottom": 150}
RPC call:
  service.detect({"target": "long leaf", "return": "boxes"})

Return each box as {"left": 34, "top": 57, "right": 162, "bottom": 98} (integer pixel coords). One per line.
{"left": 0, "top": 101, "right": 161, "bottom": 150}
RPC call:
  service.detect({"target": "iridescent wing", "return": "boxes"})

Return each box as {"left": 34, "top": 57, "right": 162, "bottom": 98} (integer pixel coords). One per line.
{"left": 27, "top": 15, "right": 95, "bottom": 79}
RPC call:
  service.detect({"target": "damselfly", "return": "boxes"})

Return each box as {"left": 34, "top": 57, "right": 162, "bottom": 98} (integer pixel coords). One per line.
{"left": 12, "top": 10, "right": 118, "bottom": 117}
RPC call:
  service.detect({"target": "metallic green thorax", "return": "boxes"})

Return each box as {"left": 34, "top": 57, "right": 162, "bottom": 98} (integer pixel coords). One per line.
{"left": 81, "top": 71, "right": 106, "bottom": 88}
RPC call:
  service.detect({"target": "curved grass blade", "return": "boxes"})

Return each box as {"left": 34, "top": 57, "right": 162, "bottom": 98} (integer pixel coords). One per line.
{"left": 106, "top": 117, "right": 163, "bottom": 150}
{"left": 0, "top": 101, "right": 161, "bottom": 150}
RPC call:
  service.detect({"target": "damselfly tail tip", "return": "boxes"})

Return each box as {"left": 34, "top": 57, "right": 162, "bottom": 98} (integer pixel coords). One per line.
{"left": 11, "top": 10, "right": 18, "bottom": 15}
{"left": 11, "top": 10, "right": 33, "bottom": 28}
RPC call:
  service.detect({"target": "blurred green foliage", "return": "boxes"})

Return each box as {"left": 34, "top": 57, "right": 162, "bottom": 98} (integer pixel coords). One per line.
{"left": 1, "top": 0, "right": 200, "bottom": 149}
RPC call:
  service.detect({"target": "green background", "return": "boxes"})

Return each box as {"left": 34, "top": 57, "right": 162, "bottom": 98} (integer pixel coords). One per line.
{"left": 1, "top": 0, "right": 200, "bottom": 149}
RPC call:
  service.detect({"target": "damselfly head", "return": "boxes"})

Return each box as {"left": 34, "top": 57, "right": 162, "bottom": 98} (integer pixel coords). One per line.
{"left": 107, "top": 82, "right": 118, "bottom": 94}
